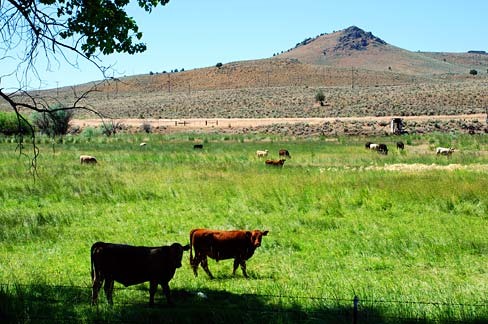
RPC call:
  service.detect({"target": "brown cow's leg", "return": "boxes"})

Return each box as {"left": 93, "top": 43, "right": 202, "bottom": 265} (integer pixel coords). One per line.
{"left": 191, "top": 255, "right": 200, "bottom": 277}
{"left": 201, "top": 257, "right": 214, "bottom": 279}
{"left": 91, "top": 275, "right": 103, "bottom": 305}
{"left": 239, "top": 260, "right": 248, "bottom": 278}
{"left": 161, "top": 282, "right": 173, "bottom": 305}
{"left": 149, "top": 281, "right": 158, "bottom": 306}
{"left": 104, "top": 279, "right": 114, "bottom": 305}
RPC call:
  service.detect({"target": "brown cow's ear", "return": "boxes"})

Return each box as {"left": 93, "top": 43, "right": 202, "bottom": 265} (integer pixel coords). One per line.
{"left": 263, "top": 230, "right": 269, "bottom": 236}
{"left": 183, "top": 244, "right": 190, "bottom": 251}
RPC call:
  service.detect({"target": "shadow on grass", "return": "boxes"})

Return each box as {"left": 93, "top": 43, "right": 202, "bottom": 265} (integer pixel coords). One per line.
{"left": 1, "top": 284, "right": 487, "bottom": 324}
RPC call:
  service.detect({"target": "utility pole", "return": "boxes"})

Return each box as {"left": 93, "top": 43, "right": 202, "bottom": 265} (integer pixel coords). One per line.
{"left": 351, "top": 67, "right": 355, "bottom": 89}
{"left": 167, "top": 73, "right": 171, "bottom": 93}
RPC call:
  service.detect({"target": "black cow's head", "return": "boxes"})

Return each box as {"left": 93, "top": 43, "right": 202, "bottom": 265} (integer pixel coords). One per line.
{"left": 170, "top": 243, "right": 190, "bottom": 268}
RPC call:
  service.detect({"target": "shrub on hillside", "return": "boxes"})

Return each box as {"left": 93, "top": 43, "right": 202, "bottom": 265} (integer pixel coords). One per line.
{"left": 0, "top": 112, "right": 32, "bottom": 135}
{"left": 469, "top": 69, "right": 478, "bottom": 76}
{"left": 315, "top": 89, "right": 326, "bottom": 106}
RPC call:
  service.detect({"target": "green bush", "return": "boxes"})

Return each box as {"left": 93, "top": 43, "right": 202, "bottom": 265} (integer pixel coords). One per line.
{"left": 0, "top": 112, "right": 32, "bottom": 135}
{"left": 315, "top": 89, "right": 325, "bottom": 105}
{"left": 31, "top": 105, "right": 73, "bottom": 136}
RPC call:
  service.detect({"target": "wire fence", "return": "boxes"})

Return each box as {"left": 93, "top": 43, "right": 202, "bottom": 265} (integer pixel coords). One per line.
{"left": 1, "top": 282, "right": 487, "bottom": 323}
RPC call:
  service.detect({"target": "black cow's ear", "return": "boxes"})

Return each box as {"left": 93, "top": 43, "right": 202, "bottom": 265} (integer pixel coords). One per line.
{"left": 263, "top": 230, "right": 269, "bottom": 236}
{"left": 183, "top": 244, "right": 190, "bottom": 251}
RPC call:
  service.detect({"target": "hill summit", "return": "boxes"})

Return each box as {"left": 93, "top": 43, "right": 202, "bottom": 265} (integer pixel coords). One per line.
{"left": 334, "top": 26, "right": 386, "bottom": 51}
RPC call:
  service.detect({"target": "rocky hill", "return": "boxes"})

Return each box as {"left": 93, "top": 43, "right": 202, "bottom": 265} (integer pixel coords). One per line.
{"left": 277, "top": 26, "right": 488, "bottom": 75}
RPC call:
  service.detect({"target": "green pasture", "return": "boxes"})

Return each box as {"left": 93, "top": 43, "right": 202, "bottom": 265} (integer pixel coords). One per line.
{"left": 0, "top": 132, "right": 487, "bottom": 323}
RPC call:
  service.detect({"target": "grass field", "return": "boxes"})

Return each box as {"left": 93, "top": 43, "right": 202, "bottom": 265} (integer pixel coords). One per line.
{"left": 0, "top": 132, "right": 487, "bottom": 323}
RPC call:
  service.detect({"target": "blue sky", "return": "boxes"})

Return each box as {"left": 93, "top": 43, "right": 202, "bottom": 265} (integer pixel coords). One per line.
{"left": 2, "top": 0, "right": 487, "bottom": 90}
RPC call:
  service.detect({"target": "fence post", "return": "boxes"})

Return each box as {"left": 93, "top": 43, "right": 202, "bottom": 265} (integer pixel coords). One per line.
{"left": 353, "top": 295, "right": 359, "bottom": 324}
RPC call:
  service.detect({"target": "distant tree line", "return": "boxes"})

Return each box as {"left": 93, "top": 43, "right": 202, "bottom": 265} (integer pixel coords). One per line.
{"left": 149, "top": 68, "right": 185, "bottom": 75}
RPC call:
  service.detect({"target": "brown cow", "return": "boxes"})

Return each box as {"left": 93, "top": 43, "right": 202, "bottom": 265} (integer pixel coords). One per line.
{"left": 279, "top": 149, "right": 291, "bottom": 158}
{"left": 91, "top": 242, "right": 190, "bottom": 306}
{"left": 265, "top": 159, "right": 286, "bottom": 167}
{"left": 189, "top": 229, "right": 269, "bottom": 279}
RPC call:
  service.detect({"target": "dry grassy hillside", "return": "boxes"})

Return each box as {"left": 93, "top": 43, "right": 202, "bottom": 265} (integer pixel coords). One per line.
{"left": 420, "top": 52, "right": 488, "bottom": 71}
{"left": 40, "top": 75, "right": 487, "bottom": 119}
{"left": 2, "top": 60, "right": 486, "bottom": 120}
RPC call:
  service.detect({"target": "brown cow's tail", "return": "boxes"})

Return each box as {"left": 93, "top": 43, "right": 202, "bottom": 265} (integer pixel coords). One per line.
{"left": 189, "top": 229, "right": 197, "bottom": 265}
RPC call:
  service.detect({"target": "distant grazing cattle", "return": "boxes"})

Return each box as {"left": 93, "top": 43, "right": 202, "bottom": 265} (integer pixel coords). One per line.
{"left": 140, "top": 142, "right": 147, "bottom": 147}
{"left": 256, "top": 150, "right": 269, "bottom": 157}
{"left": 436, "top": 147, "right": 455, "bottom": 156}
{"left": 80, "top": 155, "right": 97, "bottom": 164}
{"left": 378, "top": 144, "right": 388, "bottom": 155}
{"left": 365, "top": 142, "right": 373, "bottom": 149}
{"left": 279, "top": 149, "right": 291, "bottom": 158}
{"left": 396, "top": 141, "right": 405, "bottom": 150}
{"left": 189, "top": 229, "right": 269, "bottom": 279}
{"left": 91, "top": 242, "right": 190, "bottom": 306}
{"left": 265, "top": 159, "right": 286, "bottom": 167}
{"left": 193, "top": 144, "right": 203, "bottom": 149}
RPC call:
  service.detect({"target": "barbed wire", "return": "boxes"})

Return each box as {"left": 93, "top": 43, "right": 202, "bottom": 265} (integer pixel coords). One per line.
{"left": 1, "top": 282, "right": 486, "bottom": 309}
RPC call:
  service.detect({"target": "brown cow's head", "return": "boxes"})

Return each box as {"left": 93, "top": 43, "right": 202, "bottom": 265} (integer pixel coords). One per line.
{"left": 170, "top": 243, "right": 191, "bottom": 268}
{"left": 247, "top": 230, "right": 269, "bottom": 248}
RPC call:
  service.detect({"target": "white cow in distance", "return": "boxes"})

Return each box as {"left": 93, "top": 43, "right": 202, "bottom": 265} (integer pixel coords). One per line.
{"left": 256, "top": 150, "right": 269, "bottom": 157}
{"left": 436, "top": 147, "right": 455, "bottom": 156}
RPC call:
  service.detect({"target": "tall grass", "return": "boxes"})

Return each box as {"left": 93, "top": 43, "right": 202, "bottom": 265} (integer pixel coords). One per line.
{"left": 0, "top": 133, "right": 487, "bottom": 323}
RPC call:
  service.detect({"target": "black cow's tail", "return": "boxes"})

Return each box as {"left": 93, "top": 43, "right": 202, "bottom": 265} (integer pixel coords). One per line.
{"left": 91, "top": 243, "right": 97, "bottom": 281}
{"left": 90, "top": 242, "right": 103, "bottom": 281}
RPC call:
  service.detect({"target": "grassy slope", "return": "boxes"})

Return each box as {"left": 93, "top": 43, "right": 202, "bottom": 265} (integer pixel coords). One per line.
{"left": 0, "top": 133, "right": 487, "bottom": 323}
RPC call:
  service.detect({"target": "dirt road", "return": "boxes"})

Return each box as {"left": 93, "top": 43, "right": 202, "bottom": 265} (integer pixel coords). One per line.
{"left": 71, "top": 114, "right": 487, "bottom": 130}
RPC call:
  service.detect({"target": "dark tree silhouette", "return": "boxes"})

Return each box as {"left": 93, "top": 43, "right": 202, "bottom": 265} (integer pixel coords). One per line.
{"left": 0, "top": 0, "right": 170, "bottom": 172}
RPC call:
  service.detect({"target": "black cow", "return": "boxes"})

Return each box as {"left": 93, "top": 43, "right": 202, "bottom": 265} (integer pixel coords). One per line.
{"left": 193, "top": 144, "right": 203, "bottom": 149}
{"left": 396, "top": 141, "right": 405, "bottom": 150}
{"left": 378, "top": 143, "right": 388, "bottom": 155}
{"left": 91, "top": 242, "right": 190, "bottom": 306}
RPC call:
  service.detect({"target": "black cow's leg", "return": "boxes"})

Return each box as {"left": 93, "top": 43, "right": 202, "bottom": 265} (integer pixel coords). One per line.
{"left": 201, "top": 257, "right": 214, "bottom": 279}
{"left": 161, "top": 282, "right": 173, "bottom": 305}
{"left": 104, "top": 279, "right": 114, "bottom": 305}
{"left": 149, "top": 281, "right": 158, "bottom": 306}
{"left": 239, "top": 260, "right": 248, "bottom": 278}
{"left": 91, "top": 275, "right": 103, "bottom": 305}
{"left": 232, "top": 259, "right": 239, "bottom": 276}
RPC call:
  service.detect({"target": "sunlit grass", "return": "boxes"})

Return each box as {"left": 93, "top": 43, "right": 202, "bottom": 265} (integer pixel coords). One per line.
{"left": 1, "top": 132, "right": 487, "bottom": 323}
